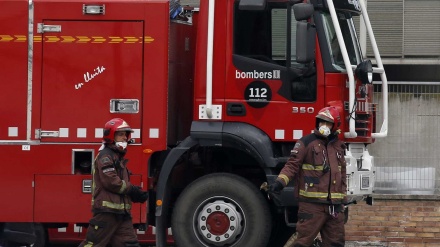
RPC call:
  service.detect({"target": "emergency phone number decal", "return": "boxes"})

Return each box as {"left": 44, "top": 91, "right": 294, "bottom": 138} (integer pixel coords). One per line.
{"left": 244, "top": 81, "right": 272, "bottom": 108}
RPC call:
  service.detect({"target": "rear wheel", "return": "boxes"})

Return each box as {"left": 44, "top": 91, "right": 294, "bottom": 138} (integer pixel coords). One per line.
{"left": 171, "top": 173, "right": 272, "bottom": 247}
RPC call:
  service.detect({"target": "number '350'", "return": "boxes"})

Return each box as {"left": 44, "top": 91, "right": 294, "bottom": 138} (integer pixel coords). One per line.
{"left": 292, "top": 107, "right": 314, "bottom": 113}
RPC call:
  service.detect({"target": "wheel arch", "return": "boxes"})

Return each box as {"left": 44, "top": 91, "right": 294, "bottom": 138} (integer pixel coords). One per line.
{"left": 191, "top": 121, "right": 278, "bottom": 168}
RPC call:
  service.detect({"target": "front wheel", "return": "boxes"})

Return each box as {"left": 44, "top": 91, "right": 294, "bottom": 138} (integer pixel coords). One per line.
{"left": 171, "top": 173, "right": 272, "bottom": 247}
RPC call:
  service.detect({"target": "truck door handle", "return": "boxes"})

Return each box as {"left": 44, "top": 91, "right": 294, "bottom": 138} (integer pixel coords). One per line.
{"left": 35, "top": 129, "right": 60, "bottom": 139}
{"left": 227, "top": 103, "right": 246, "bottom": 116}
{"left": 82, "top": 179, "right": 92, "bottom": 193}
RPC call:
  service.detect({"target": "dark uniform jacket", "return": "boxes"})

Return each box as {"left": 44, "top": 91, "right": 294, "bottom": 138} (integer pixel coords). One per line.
{"left": 91, "top": 145, "right": 134, "bottom": 215}
{"left": 277, "top": 130, "right": 347, "bottom": 204}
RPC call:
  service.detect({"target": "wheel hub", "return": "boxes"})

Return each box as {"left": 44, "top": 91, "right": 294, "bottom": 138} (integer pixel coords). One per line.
{"left": 197, "top": 199, "right": 243, "bottom": 246}
{"left": 206, "top": 211, "right": 230, "bottom": 235}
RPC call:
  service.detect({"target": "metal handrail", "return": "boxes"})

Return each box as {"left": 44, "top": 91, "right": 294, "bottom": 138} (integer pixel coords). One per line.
{"left": 359, "top": 0, "right": 388, "bottom": 138}
{"left": 327, "top": 0, "right": 388, "bottom": 139}
{"left": 326, "top": 0, "right": 357, "bottom": 138}
{"left": 205, "top": 0, "right": 215, "bottom": 118}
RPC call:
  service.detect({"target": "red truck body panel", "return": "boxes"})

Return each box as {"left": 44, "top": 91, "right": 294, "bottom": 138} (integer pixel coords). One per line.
{"left": 0, "top": 0, "right": 174, "bottom": 242}
{"left": 1, "top": 0, "right": 29, "bottom": 141}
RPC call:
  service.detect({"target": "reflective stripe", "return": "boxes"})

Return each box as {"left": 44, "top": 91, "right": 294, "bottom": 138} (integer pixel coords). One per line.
{"left": 278, "top": 174, "right": 290, "bottom": 185}
{"left": 102, "top": 201, "right": 131, "bottom": 210}
{"left": 119, "top": 180, "right": 127, "bottom": 194}
{"left": 299, "top": 190, "right": 345, "bottom": 199}
{"left": 91, "top": 157, "right": 98, "bottom": 206}
{"left": 84, "top": 241, "right": 94, "bottom": 247}
{"left": 103, "top": 167, "right": 115, "bottom": 173}
{"left": 0, "top": 35, "right": 155, "bottom": 44}
{"left": 302, "top": 164, "right": 324, "bottom": 171}
{"left": 303, "top": 164, "right": 343, "bottom": 172}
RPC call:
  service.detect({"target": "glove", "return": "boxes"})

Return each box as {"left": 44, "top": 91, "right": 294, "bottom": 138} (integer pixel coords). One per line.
{"left": 128, "top": 186, "right": 149, "bottom": 203}
{"left": 267, "top": 180, "right": 284, "bottom": 206}
{"left": 268, "top": 180, "right": 284, "bottom": 195}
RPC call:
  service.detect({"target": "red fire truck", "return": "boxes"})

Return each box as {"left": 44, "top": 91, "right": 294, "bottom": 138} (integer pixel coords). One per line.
{"left": 0, "top": 0, "right": 388, "bottom": 246}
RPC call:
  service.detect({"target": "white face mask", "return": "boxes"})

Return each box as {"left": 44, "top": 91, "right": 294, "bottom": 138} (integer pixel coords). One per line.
{"left": 115, "top": 141, "right": 128, "bottom": 150}
{"left": 319, "top": 126, "right": 331, "bottom": 137}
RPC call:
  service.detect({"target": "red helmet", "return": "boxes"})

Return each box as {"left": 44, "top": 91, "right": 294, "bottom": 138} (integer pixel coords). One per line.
{"left": 103, "top": 118, "right": 134, "bottom": 144}
{"left": 315, "top": 106, "right": 341, "bottom": 133}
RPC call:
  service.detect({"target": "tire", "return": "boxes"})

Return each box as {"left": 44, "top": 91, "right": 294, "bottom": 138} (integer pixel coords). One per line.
{"left": 171, "top": 173, "right": 272, "bottom": 247}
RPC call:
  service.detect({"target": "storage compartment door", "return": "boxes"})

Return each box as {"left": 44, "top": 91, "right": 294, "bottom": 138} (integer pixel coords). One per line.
{"left": 34, "top": 175, "right": 142, "bottom": 223}
{"left": 39, "top": 21, "right": 143, "bottom": 143}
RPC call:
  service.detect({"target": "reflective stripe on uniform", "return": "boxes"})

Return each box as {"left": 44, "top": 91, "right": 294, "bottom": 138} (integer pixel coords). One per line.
{"left": 302, "top": 164, "right": 324, "bottom": 171}
{"left": 278, "top": 174, "right": 290, "bottom": 185}
{"left": 91, "top": 156, "right": 98, "bottom": 206}
{"left": 299, "top": 190, "right": 345, "bottom": 199}
{"left": 102, "top": 201, "right": 132, "bottom": 210}
{"left": 84, "top": 241, "right": 94, "bottom": 247}
{"left": 119, "top": 180, "right": 127, "bottom": 194}
{"left": 302, "top": 164, "right": 343, "bottom": 172}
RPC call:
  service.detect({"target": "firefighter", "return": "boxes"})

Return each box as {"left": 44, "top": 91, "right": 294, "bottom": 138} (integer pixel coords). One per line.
{"left": 79, "top": 118, "right": 148, "bottom": 247}
{"left": 268, "top": 106, "right": 347, "bottom": 247}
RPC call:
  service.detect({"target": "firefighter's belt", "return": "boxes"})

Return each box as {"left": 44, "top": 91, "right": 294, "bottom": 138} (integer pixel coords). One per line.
{"left": 102, "top": 201, "right": 132, "bottom": 210}
{"left": 299, "top": 190, "right": 345, "bottom": 199}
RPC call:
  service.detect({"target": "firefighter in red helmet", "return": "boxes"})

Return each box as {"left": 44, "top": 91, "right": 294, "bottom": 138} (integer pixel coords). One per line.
{"left": 268, "top": 106, "right": 347, "bottom": 247}
{"left": 79, "top": 118, "right": 148, "bottom": 247}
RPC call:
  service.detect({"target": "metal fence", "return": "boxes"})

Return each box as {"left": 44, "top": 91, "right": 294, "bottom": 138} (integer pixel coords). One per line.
{"left": 372, "top": 82, "right": 440, "bottom": 195}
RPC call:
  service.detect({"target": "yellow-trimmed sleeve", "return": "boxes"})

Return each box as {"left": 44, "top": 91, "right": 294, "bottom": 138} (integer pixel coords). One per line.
{"left": 278, "top": 174, "right": 290, "bottom": 186}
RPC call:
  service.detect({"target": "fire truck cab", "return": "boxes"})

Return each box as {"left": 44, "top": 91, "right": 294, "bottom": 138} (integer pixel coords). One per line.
{"left": 0, "top": 0, "right": 387, "bottom": 246}
{"left": 156, "top": 0, "right": 388, "bottom": 246}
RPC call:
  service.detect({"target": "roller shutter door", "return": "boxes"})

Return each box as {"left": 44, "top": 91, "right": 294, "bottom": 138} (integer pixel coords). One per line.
{"left": 355, "top": 0, "right": 440, "bottom": 58}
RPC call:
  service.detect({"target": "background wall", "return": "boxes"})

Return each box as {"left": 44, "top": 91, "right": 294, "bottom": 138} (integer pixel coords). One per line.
{"left": 346, "top": 195, "right": 440, "bottom": 247}
{"left": 372, "top": 85, "right": 440, "bottom": 195}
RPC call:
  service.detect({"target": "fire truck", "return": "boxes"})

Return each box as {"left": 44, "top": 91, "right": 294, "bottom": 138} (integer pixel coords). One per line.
{"left": 0, "top": 0, "right": 388, "bottom": 246}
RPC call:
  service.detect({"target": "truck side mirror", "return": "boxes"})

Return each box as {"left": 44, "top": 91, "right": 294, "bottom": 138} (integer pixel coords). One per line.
{"left": 355, "top": 60, "right": 373, "bottom": 84}
{"left": 296, "top": 21, "right": 316, "bottom": 63}
{"left": 293, "top": 3, "right": 314, "bottom": 21}
{"left": 239, "top": 0, "right": 266, "bottom": 11}
{"left": 294, "top": 3, "right": 315, "bottom": 63}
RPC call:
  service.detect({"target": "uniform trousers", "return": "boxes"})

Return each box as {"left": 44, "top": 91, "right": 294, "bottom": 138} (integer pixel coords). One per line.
{"left": 78, "top": 213, "right": 139, "bottom": 247}
{"left": 293, "top": 202, "right": 345, "bottom": 247}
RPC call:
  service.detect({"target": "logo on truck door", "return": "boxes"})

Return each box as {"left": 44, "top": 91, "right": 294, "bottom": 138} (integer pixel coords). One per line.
{"left": 236, "top": 69, "right": 280, "bottom": 79}
{"left": 75, "top": 65, "right": 106, "bottom": 90}
{"left": 244, "top": 81, "right": 272, "bottom": 108}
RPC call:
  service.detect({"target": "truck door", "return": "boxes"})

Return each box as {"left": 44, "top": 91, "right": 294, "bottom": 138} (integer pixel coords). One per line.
{"left": 39, "top": 20, "right": 143, "bottom": 143}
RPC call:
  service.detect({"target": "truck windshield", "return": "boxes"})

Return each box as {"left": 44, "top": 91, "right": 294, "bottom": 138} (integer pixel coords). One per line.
{"left": 321, "top": 12, "right": 362, "bottom": 71}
